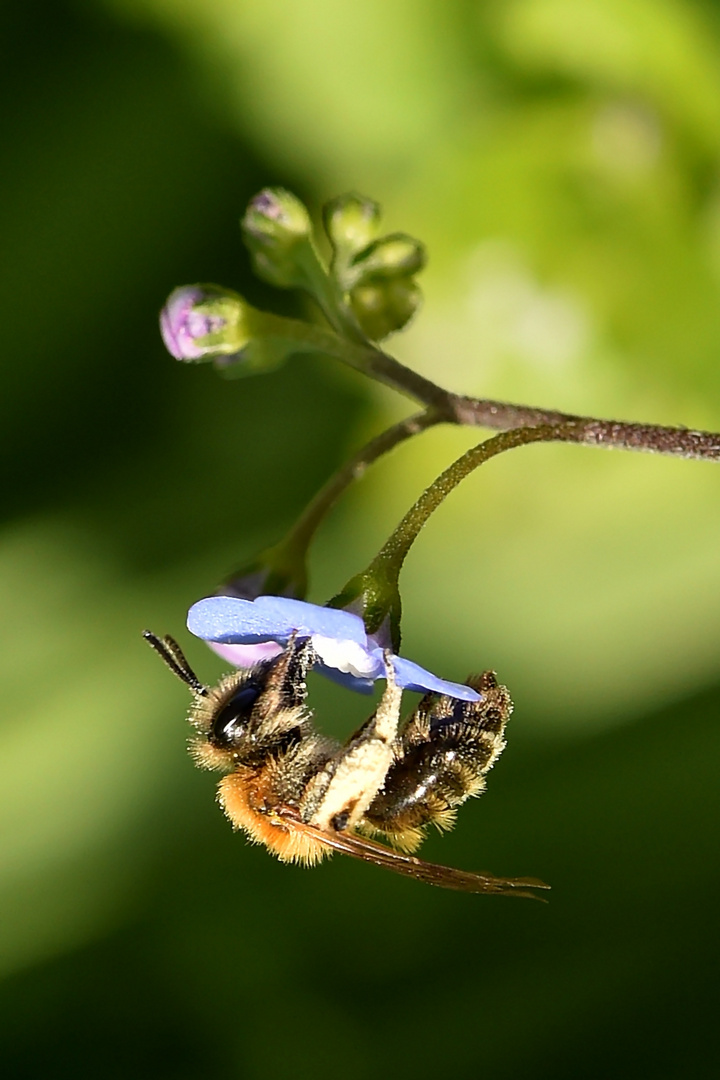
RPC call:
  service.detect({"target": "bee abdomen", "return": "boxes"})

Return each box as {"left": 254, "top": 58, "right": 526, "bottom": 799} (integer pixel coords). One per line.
{"left": 363, "top": 742, "right": 482, "bottom": 836}
{"left": 361, "top": 673, "right": 512, "bottom": 847}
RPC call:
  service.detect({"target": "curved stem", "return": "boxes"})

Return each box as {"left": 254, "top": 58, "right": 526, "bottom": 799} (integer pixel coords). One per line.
{"left": 219, "top": 407, "right": 443, "bottom": 600}
{"left": 283, "top": 406, "right": 443, "bottom": 552}
{"left": 331, "top": 423, "right": 586, "bottom": 643}
{"left": 368, "top": 422, "right": 606, "bottom": 578}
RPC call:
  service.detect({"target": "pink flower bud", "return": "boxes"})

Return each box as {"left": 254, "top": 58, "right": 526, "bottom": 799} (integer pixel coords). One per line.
{"left": 160, "top": 285, "right": 249, "bottom": 362}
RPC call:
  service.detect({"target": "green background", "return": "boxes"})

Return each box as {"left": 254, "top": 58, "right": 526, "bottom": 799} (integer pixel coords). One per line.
{"left": 2, "top": 1, "right": 720, "bottom": 1076}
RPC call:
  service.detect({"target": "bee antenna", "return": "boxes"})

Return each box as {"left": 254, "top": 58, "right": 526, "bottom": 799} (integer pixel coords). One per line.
{"left": 143, "top": 630, "right": 208, "bottom": 696}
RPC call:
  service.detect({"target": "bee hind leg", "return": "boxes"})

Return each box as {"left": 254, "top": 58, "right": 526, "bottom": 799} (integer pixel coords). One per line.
{"left": 300, "top": 652, "right": 404, "bottom": 833}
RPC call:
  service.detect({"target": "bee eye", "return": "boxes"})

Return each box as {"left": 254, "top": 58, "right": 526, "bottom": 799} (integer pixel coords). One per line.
{"left": 210, "top": 682, "right": 263, "bottom": 748}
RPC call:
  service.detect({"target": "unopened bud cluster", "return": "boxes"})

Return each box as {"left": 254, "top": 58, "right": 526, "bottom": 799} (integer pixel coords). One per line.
{"left": 323, "top": 193, "right": 426, "bottom": 340}
{"left": 159, "top": 187, "right": 428, "bottom": 378}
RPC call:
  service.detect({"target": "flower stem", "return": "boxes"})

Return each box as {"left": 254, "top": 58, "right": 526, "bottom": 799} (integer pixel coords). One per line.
{"left": 283, "top": 407, "right": 443, "bottom": 553}
{"left": 335, "top": 342, "right": 720, "bottom": 462}
{"left": 220, "top": 408, "right": 443, "bottom": 601}
{"left": 367, "top": 422, "right": 615, "bottom": 581}
{"left": 330, "top": 423, "right": 586, "bottom": 645}
{"left": 248, "top": 312, "right": 720, "bottom": 462}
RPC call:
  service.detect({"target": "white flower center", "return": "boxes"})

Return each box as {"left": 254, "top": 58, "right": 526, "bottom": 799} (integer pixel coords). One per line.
{"left": 311, "top": 635, "right": 380, "bottom": 678}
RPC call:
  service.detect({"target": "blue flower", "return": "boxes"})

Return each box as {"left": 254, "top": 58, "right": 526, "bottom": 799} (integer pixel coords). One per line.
{"left": 187, "top": 595, "right": 480, "bottom": 702}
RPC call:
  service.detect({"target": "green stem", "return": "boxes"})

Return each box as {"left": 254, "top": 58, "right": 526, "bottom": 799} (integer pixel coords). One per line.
{"left": 220, "top": 408, "right": 442, "bottom": 600}
{"left": 261, "top": 312, "right": 720, "bottom": 461}
{"left": 283, "top": 407, "right": 442, "bottom": 553}
{"left": 294, "top": 245, "right": 353, "bottom": 339}
{"left": 253, "top": 311, "right": 449, "bottom": 405}
{"left": 367, "top": 422, "right": 587, "bottom": 596}
{"left": 327, "top": 336, "right": 720, "bottom": 462}
{"left": 330, "top": 424, "right": 584, "bottom": 643}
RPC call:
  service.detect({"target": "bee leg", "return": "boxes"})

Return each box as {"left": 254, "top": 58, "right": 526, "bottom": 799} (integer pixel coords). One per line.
{"left": 252, "top": 633, "right": 317, "bottom": 722}
{"left": 362, "top": 671, "right": 513, "bottom": 851}
{"left": 300, "top": 652, "right": 403, "bottom": 833}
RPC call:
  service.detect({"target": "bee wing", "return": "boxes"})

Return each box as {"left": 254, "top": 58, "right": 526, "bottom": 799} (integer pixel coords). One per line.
{"left": 276, "top": 811, "right": 549, "bottom": 899}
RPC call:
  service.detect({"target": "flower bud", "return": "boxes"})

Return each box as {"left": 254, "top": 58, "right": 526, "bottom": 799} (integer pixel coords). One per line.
{"left": 349, "top": 276, "right": 422, "bottom": 341}
{"left": 323, "top": 193, "right": 381, "bottom": 257}
{"left": 218, "top": 541, "right": 308, "bottom": 602}
{"left": 349, "top": 233, "right": 426, "bottom": 284}
{"left": 241, "top": 188, "right": 314, "bottom": 288}
{"left": 160, "top": 284, "right": 251, "bottom": 362}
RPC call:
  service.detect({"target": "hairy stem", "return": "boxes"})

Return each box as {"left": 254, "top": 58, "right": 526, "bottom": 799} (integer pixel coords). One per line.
{"left": 370, "top": 421, "right": 673, "bottom": 578}
{"left": 352, "top": 347, "right": 720, "bottom": 463}
{"left": 249, "top": 313, "right": 720, "bottom": 461}
{"left": 332, "top": 422, "right": 617, "bottom": 643}
{"left": 285, "top": 407, "right": 443, "bottom": 551}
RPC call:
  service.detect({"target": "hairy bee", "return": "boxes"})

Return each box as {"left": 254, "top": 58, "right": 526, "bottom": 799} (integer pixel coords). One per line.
{"left": 144, "top": 631, "right": 548, "bottom": 898}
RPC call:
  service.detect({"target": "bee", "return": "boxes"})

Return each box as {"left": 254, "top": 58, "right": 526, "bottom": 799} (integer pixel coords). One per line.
{"left": 144, "top": 631, "right": 549, "bottom": 898}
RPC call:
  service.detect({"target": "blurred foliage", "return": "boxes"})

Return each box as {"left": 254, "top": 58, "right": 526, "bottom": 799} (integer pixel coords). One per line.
{"left": 1, "top": 0, "right": 720, "bottom": 1076}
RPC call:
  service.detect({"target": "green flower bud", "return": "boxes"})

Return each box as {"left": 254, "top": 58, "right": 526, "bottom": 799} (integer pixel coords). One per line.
{"left": 241, "top": 188, "right": 315, "bottom": 289}
{"left": 349, "top": 276, "right": 422, "bottom": 341}
{"left": 323, "top": 193, "right": 381, "bottom": 257}
{"left": 349, "top": 233, "right": 426, "bottom": 284}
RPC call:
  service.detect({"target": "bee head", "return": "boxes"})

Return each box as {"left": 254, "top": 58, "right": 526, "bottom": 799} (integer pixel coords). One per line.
{"left": 206, "top": 677, "right": 264, "bottom": 749}
{"left": 143, "top": 630, "right": 302, "bottom": 772}
{"left": 188, "top": 663, "right": 279, "bottom": 769}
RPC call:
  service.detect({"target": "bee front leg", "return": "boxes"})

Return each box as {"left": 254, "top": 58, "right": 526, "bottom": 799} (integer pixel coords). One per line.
{"left": 300, "top": 652, "right": 403, "bottom": 833}
{"left": 253, "top": 632, "right": 317, "bottom": 722}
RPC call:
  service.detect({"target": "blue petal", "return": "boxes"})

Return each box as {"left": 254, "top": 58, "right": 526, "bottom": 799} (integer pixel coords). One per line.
{"left": 253, "top": 596, "right": 369, "bottom": 644}
{"left": 390, "top": 656, "right": 481, "bottom": 701}
{"left": 188, "top": 594, "right": 479, "bottom": 702}
{"left": 187, "top": 594, "right": 370, "bottom": 650}
{"left": 187, "top": 596, "right": 296, "bottom": 644}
